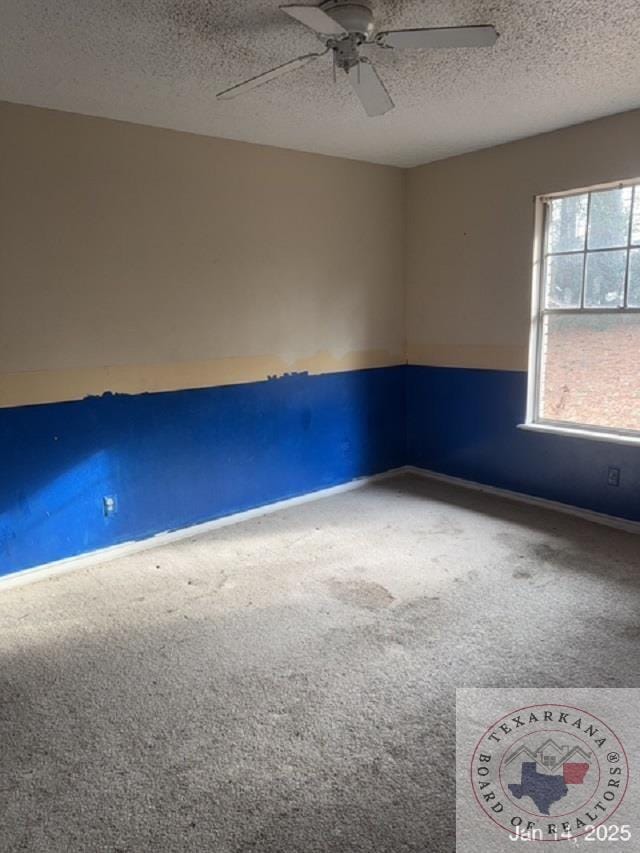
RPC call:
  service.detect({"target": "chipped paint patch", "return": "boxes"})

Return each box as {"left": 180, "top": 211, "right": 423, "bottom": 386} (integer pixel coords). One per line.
{"left": 0, "top": 349, "right": 405, "bottom": 408}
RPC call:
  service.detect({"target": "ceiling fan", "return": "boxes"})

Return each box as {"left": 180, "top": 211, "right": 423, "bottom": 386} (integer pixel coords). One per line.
{"left": 216, "top": 1, "right": 499, "bottom": 117}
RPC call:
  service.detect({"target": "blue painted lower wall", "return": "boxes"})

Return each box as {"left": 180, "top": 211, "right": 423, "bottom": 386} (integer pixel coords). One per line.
{"left": 406, "top": 364, "right": 640, "bottom": 523}
{"left": 0, "top": 367, "right": 406, "bottom": 577}
{"left": 4, "top": 362, "right": 638, "bottom": 579}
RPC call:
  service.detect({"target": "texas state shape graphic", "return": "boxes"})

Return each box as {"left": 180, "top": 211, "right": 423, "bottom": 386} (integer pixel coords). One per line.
{"left": 508, "top": 762, "right": 571, "bottom": 815}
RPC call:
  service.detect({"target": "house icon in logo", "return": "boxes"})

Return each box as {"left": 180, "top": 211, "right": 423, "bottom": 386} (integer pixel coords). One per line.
{"left": 505, "top": 739, "right": 592, "bottom": 774}
{"left": 537, "top": 739, "right": 569, "bottom": 769}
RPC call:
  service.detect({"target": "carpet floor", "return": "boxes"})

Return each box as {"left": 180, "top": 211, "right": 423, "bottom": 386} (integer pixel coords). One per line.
{"left": 1, "top": 473, "right": 639, "bottom": 852}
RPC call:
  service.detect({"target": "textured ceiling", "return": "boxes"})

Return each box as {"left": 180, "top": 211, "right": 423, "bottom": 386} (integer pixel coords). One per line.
{"left": 1, "top": 0, "right": 640, "bottom": 167}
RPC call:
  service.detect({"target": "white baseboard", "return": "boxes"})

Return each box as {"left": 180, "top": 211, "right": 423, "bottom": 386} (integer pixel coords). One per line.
{"left": 0, "top": 468, "right": 406, "bottom": 592}
{"left": 4, "top": 464, "right": 638, "bottom": 593}
{"left": 405, "top": 466, "right": 640, "bottom": 536}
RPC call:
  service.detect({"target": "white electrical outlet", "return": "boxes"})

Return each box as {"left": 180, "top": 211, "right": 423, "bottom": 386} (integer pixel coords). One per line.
{"left": 103, "top": 495, "right": 117, "bottom": 516}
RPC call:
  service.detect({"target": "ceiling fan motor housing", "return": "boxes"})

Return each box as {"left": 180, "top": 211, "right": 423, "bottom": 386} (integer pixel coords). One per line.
{"left": 321, "top": 1, "right": 375, "bottom": 39}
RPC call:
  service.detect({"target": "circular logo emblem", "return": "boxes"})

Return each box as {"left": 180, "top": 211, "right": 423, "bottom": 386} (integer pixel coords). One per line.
{"left": 470, "top": 704, "right": 629, "bottom": 842}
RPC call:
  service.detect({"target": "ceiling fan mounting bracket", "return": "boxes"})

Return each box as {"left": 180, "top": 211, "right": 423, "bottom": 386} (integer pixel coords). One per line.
{"left": 320, "top": 1, "right": 375, "bottom": 40}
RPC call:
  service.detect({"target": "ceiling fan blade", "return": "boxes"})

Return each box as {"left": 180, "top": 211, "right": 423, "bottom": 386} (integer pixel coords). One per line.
{"left": 217, "top": 50, "right": 327, "bottom": 100}
{"left": 346, "top": 59, "right": 394, "bottom": 117}
{"left": 377, "top": 25, "right": 498, "bottom": 50}
{"left": 279, "top": 4, "right": 347, "bottom": 35}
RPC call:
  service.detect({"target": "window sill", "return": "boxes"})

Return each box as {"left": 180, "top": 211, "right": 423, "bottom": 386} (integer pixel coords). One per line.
{"left": 518, "top": 422, "right": 640, "bottom": 446}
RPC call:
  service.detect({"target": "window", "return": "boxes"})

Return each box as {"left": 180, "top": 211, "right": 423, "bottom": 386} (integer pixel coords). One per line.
{"left": 526, "top": 178, "right": 640, "bottom": 442}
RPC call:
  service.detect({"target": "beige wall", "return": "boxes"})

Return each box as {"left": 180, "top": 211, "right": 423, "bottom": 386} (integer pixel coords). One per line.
{"left": 406, "top": 109, "right": 640, "bottom": 371}
{"left": 0, "top": 102, "right": 405, "bottom": 407}
{"left": 5, "top": 101, "right": 640, "bottom": 409}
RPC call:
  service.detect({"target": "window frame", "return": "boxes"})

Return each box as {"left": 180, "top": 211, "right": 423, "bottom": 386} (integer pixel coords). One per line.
{"left": 523, "top": 176, "right": 640, "bottom": 445}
